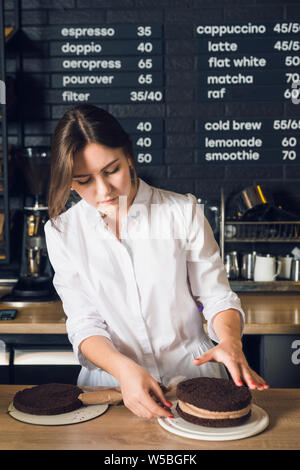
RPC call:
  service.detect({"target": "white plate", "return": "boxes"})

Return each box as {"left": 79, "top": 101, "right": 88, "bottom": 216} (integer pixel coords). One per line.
{"left": 8, "top": 402, "right": 109, "bottom": 426}
{"left": 158, "top": 403, "right": 269, "bottom": 441}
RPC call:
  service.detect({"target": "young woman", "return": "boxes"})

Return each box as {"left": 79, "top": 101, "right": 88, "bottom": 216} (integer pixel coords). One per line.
{"left": 45, "top": 104, "right": 268, "bottom": 420}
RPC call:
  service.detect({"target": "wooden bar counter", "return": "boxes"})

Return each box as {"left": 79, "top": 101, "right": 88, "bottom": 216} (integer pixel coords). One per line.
{"left": 0, "top": 385, "right": 299, "bottom": 450}
{"left": 0, "top": 292, "right": 299, "bottom": 335}
{"left": 0, "top": 292, "right": 299, "bottom": 390}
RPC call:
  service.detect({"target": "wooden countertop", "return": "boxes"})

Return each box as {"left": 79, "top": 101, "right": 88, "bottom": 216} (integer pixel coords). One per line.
{"left": 0, "top": 385, "right": 299, "bottom": 450}
{"left": 0, "top": 299, "right": 66, "bottom": 334}
{"left": 239, "top": 293, "right": 300, "bottom": 334}
{"left": 0, "top": 293, "right": 299, "bottom": 335}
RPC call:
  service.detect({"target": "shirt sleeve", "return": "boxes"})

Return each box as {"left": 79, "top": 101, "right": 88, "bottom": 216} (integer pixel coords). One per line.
{"left": 44, "top": 220, "right": 112, "bottom": 370}
{"left": 184, "top": 193, "right": 245, "bottom": 343}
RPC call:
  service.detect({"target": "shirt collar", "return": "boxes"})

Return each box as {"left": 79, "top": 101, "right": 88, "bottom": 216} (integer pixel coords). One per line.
{"left": 80, "top": 177, "right": 153, "bottom": 228}
{"left": 129, "top": 177, "right": 153, "bottom": 208}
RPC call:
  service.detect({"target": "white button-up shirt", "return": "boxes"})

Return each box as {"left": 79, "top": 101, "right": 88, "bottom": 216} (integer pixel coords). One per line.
{"left": 44, "top": 178, "right": 244, "bottom": 387}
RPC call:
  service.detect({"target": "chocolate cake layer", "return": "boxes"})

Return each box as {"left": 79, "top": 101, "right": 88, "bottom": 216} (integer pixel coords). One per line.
{"left": 176, "top": 377, "right": 252, "bottom": 428}
{"left": 176, "top": 377, "right": 251, "bottom": 412}
{"left": 13, "top": 383, "right": 83, "bottom": 415}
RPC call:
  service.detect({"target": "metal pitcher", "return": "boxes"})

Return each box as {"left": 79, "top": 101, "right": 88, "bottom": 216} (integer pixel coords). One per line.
{"left": 241, "top": 252, "right": 256, "bottom": 280}
{"left": 224, "top": 251, "right": 239, "bottom": 280}
{"left": 291, "top": 258, "right": 300, "bottom": 282}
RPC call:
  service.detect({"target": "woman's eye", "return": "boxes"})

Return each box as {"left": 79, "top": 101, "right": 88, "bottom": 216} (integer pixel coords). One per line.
{"left": 77, "top": 178, "right": 91, "bottom": 185}
{"left": 105, "top": 165, "right": 120, "bottom": 176}
{"left": 74, "top": 166, "right": 119, "bottom": 185}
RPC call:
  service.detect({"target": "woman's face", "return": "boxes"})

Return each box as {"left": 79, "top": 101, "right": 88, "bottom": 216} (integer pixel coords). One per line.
{"left": 71, "top": 142, "right": 135, "bottom": 215}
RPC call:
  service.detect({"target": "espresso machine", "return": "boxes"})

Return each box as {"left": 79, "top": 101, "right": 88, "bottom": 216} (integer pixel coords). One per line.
{"left": 3, "top": 147, "right": 57, "bottom": 301}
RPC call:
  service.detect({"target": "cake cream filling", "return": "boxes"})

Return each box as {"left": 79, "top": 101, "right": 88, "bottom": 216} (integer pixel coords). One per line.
{"left": 178, "top": 400, "right": 252, "bottom": 420}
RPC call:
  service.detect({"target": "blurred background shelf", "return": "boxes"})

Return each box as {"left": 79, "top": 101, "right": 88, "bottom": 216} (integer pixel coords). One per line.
{"left": 224, "top": 221, "right": 300, "bottom": 243}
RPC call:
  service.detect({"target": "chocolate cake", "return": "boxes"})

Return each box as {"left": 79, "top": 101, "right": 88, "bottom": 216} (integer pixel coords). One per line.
{"left": 176, "top": 377, "right": 252, "bottom": 428}
{"left": 13, "top": 383, "right": 83, "bottom": 415}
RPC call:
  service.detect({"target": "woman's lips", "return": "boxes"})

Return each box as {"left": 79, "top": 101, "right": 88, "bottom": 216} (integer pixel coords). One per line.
{"left": 101, "top": 196, "right": 118, "bottom": 204}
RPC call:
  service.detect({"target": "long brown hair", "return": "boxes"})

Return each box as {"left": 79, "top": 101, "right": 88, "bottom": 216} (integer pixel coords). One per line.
{"left": 47, "top": 104, "right": 138, "bottom": 224}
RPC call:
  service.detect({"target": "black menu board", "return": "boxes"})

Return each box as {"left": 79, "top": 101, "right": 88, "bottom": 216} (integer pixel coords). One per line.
{"left": 196, "top": 22, "right": 300, "bottom": 164}
{"left": 48, "top": 24, "right": 164, "bottom": 166}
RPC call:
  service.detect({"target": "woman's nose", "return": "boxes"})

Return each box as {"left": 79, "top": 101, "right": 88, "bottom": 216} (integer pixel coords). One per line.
{"left": 94, "top": 176, "right": 112, "bottom": 198}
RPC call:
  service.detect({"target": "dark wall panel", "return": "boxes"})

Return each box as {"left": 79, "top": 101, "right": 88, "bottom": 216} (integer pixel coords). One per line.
{"left": 4, "top": 0, "right": 300, "bottom": 214}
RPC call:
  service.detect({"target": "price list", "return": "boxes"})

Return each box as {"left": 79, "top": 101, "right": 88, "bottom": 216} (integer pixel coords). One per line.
{"left": 195, "top": 22, "right": 300, "bottom": 164}
{"left": 48, "top": 24, "right": 164, "bottom": 165}
{"left": 119, "top": 118, "right": 164, "bottom": 166}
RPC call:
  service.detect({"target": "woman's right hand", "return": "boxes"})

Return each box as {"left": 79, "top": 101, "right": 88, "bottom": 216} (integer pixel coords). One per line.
{"left": 79, "top": 336, "right": 172, "bottom": 419}
{"left": 117, "top": 359, "right": 173, "bottom": 419}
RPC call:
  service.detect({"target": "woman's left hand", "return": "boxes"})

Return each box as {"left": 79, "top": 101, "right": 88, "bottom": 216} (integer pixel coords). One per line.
{"left": 193, "top": 338, "right": 269, "bottom": 390}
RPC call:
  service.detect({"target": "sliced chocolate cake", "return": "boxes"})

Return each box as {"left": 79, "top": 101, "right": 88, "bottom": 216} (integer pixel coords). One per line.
{"left": 176, "top": 377, "right": 252, "bottom": 427}
{"left": 13, "top": 383, "right": 83, "bottom": 415}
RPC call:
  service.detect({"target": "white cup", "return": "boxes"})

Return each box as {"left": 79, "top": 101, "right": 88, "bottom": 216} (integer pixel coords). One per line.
{"left": 278, "top": 255, "right": 292, "bottom": 279}
{"left": 253, "top": 254, "right": 282, "bottom": 282}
